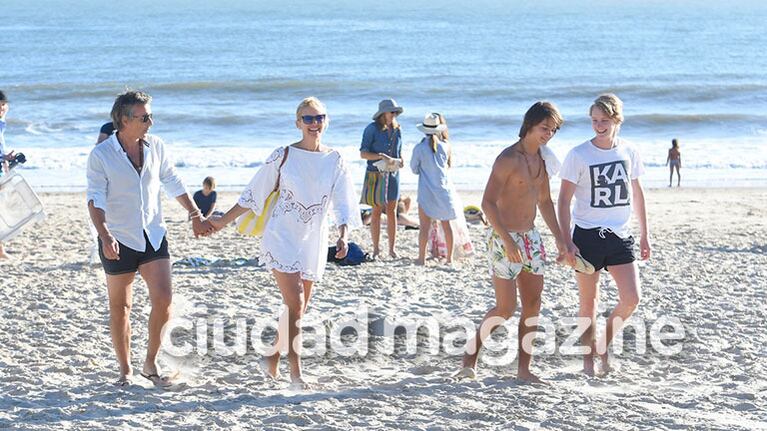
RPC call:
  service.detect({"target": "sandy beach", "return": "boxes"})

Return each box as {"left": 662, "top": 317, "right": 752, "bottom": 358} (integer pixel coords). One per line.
{"left": 1, "top": 187, "right": 765, "bottom": 430}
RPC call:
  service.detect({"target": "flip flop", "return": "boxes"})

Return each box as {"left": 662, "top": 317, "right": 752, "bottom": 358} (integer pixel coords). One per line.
{"left": 573, "top": 254, "right": 596, "bottom": 274}
{"left": 140, "top": 372, "right": 173, "bottom": 387}
{"left": 114, "top": 375, "right": 134, "bottom": 387}
{"left": 451, "top": 367, "right": 477, "bottom": 380}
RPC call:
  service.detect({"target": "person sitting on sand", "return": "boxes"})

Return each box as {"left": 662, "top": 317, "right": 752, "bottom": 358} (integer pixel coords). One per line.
{"left": 193, "top": 176, "right": 220, "bottom": 218}
{"left": 359, "top": 99, "right": 405, "bottom": 259}
{"left": 557, "top": 93, "right": 651, "bottom": 376}
{"left": 86, "top": 90, "right": 213, "bottom": 387}
{"left": 455, "top": 101, "right": 567, "bottom": 383}
{"left": 361, "top": 196, "right": 418, "bottom": 229}
{"left": 666, "top": 138, "right": 681, "bottom": 187}
{"left": 410, "top": 113, "right": 458, "bottom": 266}
{"left": 209, "top": 97, "right": 361, "bottom": 389}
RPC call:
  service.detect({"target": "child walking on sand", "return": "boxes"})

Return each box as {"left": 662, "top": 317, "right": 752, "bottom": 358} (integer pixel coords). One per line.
{"left": 557, "top": 93, "right": 651, "bottom": 376}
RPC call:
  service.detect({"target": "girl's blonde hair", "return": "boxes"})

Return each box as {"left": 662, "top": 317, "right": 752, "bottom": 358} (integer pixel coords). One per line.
{"left": 295, "top": 97, "right": 327, "bottom": 118}
{"left": 428, "top": 113, "right": 452, "bottom": 168}
{"left": 589, "top": 93, "right": 624, "bottom": 124}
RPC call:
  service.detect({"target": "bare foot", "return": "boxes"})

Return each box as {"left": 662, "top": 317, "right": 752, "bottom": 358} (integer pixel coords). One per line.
{"left": 261, "top": 355, "right": 281, "bottom": 381}
{"left": 599, "top": 354, "right": 612, "bottom": 376}
{"left": 372, "top": 248, "right": 380, "bottom": 260}
{"left": 582, "top": 356, "right": 595, "bottom": 377}
{"left": 389, "top": 250, "right": 398, "bottom": 259}
{"left": 290, "top": 375, "right": 311, "bottom": 390}
{"left": 451, "top": 367, "right": 477, "bottom": 380}
{"left": 415, "top": 259, "right": 425, "bottom": 266}
{"left": 517, "top": 370, "right": 545, "bottom": 384}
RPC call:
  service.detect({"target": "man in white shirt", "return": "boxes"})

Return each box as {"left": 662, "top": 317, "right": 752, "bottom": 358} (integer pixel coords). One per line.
{"left": 86, "top": 90, "right": 212, "bottom": 386}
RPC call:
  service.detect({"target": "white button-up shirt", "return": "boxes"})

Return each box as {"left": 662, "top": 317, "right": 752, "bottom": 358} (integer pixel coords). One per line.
{"left": 86, "top": 133, "right": 187, "bottom": 252}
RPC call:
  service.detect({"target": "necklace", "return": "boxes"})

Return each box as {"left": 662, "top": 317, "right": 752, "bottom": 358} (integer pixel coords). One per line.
{"left": 515, "top": 143, "right": 542, "bottom": 179}
{"left": 117, "top": 133, "right": 144, "bottom": 173}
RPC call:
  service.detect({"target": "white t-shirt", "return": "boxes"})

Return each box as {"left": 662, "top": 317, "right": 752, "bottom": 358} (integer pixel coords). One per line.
{"left": 559, "top": 138, "right": 645, "bottom": 238}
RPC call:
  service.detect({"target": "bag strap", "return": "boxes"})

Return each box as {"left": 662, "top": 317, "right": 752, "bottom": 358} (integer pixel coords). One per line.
{"left": 273, "top": 146, "right": 290, "bottom": 192}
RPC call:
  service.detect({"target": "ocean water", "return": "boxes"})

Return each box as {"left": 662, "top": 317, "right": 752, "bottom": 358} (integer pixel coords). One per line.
{"left": 2, "top": 0, "right": 767, "bottom": 190}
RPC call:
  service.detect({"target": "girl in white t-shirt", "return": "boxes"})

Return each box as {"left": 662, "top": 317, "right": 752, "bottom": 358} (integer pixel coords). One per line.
{"left": 557, "top": 93, "right": 651, "bottom": 376}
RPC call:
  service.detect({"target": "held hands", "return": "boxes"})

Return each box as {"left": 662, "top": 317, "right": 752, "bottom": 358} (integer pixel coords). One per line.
{"left": 335, "top": 237, "right": 349, "bottom": 260}
{"left": 100, "top": 233, "right": 120, "bottom": 260}
{"left": 554, "top": 239, "right": 568, "bottom": 265}
{"left": 190, "top": 210, "right": 215, "bottom": 238}
{"left": 208, "top": 215, "right": 227, "bottom": 232}
{"left": 562, "top": 240, "right": 579, "bottom": 267}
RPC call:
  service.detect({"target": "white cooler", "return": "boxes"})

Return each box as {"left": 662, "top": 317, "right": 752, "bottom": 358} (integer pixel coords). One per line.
{"left": 0, "top": 172, "right": 46, "bottom": 241}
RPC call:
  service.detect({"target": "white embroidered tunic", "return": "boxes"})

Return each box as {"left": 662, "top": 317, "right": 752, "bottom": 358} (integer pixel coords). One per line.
{"left": 238, "top": 146, "right": 362, "bottom": 281}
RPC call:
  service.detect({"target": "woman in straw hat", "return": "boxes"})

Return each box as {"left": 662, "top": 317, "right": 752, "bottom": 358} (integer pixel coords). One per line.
{"left": 359, "top": 99, "right": 405, "bottom": 259}
{"left": 410, "top": 113, "right": 460, "bottom": 265}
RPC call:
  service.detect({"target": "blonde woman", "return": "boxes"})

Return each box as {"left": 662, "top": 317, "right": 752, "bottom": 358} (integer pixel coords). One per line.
{"left": 360, "top": 99, "right": 404, "bottom": 259}
{"left": 410, "top": 113, "right": 457, "bottom": 265}
{"left": 210, "top": 97, "right": 361, "bottom": 388}
{"left": 558, "top": 93, "right": 651, "bottom": 376}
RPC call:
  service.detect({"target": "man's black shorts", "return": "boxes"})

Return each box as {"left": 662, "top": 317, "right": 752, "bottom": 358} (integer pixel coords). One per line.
{"left": 98, "top": 232, "right": 170, "bottom": 275}
{"left": 572, "top": 225, "right": 635, "bottom": 272}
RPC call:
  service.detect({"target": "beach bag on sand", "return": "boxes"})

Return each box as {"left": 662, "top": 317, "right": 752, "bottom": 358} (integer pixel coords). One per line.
{"left": 327, "top": 242, "right": 370, "bottom": 266}
{"left": 236, "top": 147, "right": 289, "bottom": 237}
{"left": 428, "top": 219, "right": 474, "bottom": 259}
{"left": 428, "top": 221, "right": 448, "bottom": 258}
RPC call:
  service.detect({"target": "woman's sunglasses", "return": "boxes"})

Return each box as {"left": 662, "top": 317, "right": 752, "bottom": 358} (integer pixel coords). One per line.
{"left": 300, "top": 114, "right": 326, "bottom": 125}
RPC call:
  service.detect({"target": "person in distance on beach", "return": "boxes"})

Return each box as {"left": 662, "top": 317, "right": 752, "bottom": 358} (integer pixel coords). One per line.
{"left": 557, "top": 93, "right": 651, "bottom": 376}
{"left": 456, "top": 101, "right": 567, "bottom": 383}
{"left": 209, "top": 97, "right": 361, "bottom": 389}
{"left": 359, "top": 99, "right": 405, "bottom": 260}
{"left": 666, "top": 138, "right": 681, "bottom": 187}
{"left": 86, "top": 90, "right": 213, "bottom": 387}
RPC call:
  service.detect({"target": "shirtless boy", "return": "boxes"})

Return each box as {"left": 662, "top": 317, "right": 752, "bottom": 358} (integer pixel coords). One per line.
{"left": 456, "top": 101, "right": 566, "bottom": 383}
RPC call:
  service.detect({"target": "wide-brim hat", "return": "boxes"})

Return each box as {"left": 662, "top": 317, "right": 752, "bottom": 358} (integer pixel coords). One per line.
{"left": 372, "top": 99, "right": 404, "bottom": 120}
{"left": 416, "top": 112, "right": 447, "bottom": 135}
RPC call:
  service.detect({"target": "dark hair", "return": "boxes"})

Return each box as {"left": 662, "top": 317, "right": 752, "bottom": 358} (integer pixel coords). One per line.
{"left": 110, "top": 90, "right": 152, "bottom": 130}
{"left": 672, "top": 138, "right": 679, "bottom": 148}
{"left": 0, "top": 90, "right": 8, "bottom": 103}
{"left": 203, "top": 176, "right": 216, "bottom": 189}
{"left": 518, "top": 101, "right": 564, "bottom": 138}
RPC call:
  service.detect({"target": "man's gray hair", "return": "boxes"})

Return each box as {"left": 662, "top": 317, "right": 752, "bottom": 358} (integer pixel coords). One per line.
{"left": 110, "top": 90, "right": 152, "bottom": 130}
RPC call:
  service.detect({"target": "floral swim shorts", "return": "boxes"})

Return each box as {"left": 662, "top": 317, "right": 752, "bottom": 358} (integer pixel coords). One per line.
{"left": 486, "top": 227, "right": 546, "bottom": 280}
